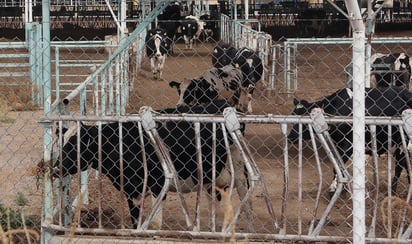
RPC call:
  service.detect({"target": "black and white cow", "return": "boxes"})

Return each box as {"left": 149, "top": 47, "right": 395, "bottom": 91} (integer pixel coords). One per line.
{"left": 288, "top": 86, "right": 412, "bottom": 195}
{"left": 199, "top": 14, "right": 218, "bottom": 41}
{"left": 145, "top": 28, "right": 171, "bottom": 80}
{"left": 370, "top": 53, "right": 411, "bottom": 89}
{"left": 232, "top": 47, "right": 264, "bottom": 88}
{"left": 157, "top": 1, "right": 182, "bottom": 44}
{"left": 180, "top": 15, "right": 202, "bottom": 49}
{"left": 212, "top": 41, "right": 238, "bottom": 69}
{"left": 169, "top": 65, "right": 255, "bottom": 113}
{"left": 53, "top": 103, "right": 250, "bottom": 229}
{"left": 232, "top": 47, "right": 264, "bottom": 113}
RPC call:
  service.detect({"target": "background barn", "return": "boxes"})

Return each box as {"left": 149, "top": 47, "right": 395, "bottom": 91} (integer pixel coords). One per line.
{"left": 0, "top": 0, "right": 411, "bottom": 243}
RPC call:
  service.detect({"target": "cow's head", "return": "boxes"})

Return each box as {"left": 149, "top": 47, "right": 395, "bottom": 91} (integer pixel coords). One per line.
{"left": 169, "top": 78, "right": 217, "bottom": 107}
{"left": 396, "top": 53, "right": 411, "bottom": 87}
{"left": 146, "top": 28, "right": 170, "bottom": 57}
{"left": 212, "top": 42, "right": 238, "bottom": 68}
{"left": 181, "top": 17, "right": 199, "bottom": 46}
{"left": 371, "top": 53, "right": 412, "bottom": 89}
{"left": 232, "top": 47, "right": 263, "bottom": 91}
{"left": 53, "top": 123, "right": 96, "bottom": 177}
{"left": 287, "top": 98, "right": 318, "bottom": 143}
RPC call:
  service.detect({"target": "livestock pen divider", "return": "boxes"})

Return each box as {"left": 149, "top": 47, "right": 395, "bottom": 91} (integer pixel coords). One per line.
{"left": 40, "top": 108, "right": 412, "bottom": 242}
{"left": 282, "top": 37, "right": 412, "bottom": 95}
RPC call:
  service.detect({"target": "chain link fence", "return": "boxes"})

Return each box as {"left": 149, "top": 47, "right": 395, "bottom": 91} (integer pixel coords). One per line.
{"left": 1, "top": 3, "right": 412, "bottom": 243}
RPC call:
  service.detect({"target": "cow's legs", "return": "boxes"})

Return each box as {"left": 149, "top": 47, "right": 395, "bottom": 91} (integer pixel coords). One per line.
{"left": 156, "top": 55, "right": 166, "bottom": 80}
{"left": 150, "top": 57, "right": 158, "bottom": 79}
{"left": 391, "top": 148, "right": 410, "bottom": 194}
{"left": 329, "top": 174, "right": 339, "bottom": 196}
{"left": 183, "top": 36, "right": 190, "bottom": 49}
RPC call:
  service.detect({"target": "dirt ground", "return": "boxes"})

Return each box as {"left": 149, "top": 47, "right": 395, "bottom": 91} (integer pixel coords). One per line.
{"left": 1, "top": 30, "right": 412, "bottom": 242}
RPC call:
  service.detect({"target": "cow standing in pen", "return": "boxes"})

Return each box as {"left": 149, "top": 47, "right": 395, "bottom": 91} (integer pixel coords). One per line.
{"left": 232, "top": 47, "right": 264, "bottom": 112}
{"left": 288, "top": 87, "right": 412, "bottom": 195}
{"left": 145, "top": 28, "right": 171, "bottom": 80}
{"left": 53, "top": 103, "right": 251, "bottom": 230}
{"left": 157, "top": 1, "right": 181, "bottom": 47}
{"left": 181, "top": 15, "right": 203, "bottom": 49}
{"left": 199, "top": 14, "right": 218, "bottom": 41}
{"left": 169, "top": 65, "right": 253, "bottom": 113}
{"left": 212, "top": 41, "right": 238, "bottom": 68}
{"left": 370, "top": 52, "right": 411, "bottom": 89}
{"left": 233, "top": 47, "right": 264, "bottom": 90}
{"left": 210, "top": 43, "right": 264, "bottom": 113}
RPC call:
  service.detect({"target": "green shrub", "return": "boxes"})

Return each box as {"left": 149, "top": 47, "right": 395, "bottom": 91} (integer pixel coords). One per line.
{"left": 0, "top": 193, "right": 34, "bottom": 231}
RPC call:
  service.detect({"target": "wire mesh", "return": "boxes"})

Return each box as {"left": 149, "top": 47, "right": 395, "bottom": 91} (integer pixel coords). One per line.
{"left": 1, "top": 3, "right": 412, "bottom": 243}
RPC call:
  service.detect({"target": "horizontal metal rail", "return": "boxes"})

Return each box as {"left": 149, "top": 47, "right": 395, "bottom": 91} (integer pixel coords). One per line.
{"left": 40, "top": 113, "right": 408, "bottom": 126}
{"left": 43, "top": 224, "right": 412, "bottom": 244}
{"left": 285, "top": 37, "right": 412, "bottom": 45}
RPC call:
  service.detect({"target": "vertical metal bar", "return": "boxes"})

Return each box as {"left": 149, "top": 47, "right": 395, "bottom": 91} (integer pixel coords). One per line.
{"left": 284, "top": 42, "right": 290, "bottom": 94}
{"left": 280, "top": 123, "right": 289, "bottom": 235}
{"left": 115, "top": 56, "right": 121, "bottom": 115}
{"left": 221, "top": 122, "right": 235, "bottom": 199}
{"left": 137, "top": 121, "right": 148, "bottom": 229}
{"left": 194, "top": 122, "right": 203, "bottom": 231}
{"left": 292, "top": 44, "right": 298, "bottom": 92}
{"left": 137, "top": 32, "right": 145, "bottom": 71}
{"left": 57, "top": 121, "right": 64, "bottom": 226}
{"left": 298, "top": 122, "right": 303, "bottom": 235}
{"left": 348, "top": 3, "right": 367, "bottom": 241}
{"left": 367, "top": 124, "right": 378, "bottom": 238}
{"left": 118, "top": 121, "right": 125, "bottom": 229}
{"left": 27, "top": 23, "right": 36, "bottom": 105}
{"left": 76, "top": 121, "right": 82, "bottom": 227}
{"left": 307, "top": 124, "right": 323, "bottom": 235}
{"left": 387, "top": 125, "right": 393, "bottom": 238}
{"left": 123, "top": 50, "right": 129, "bottom": 113}
{"left": 109, "top": 64, "right": 114, "bottom": 115}
{"left": 211, "top": 122, "right": 217, "bottom": 232}
{"left": 101, "top": 68, "right": 107, "bottom": 116}
{"left": 80, "top": 88, "right": 86, "bottom": 115}
{"left": 41, "top": 1, "right": 53, "bottom": 242}
{"left": 98, "top": 122, "right": 103, "bottom": 229}
{"left": 55, "top": 47, "right": 60, "bottom": 108}
{"left": 94, "top": 75, "right": 99, "bottom": 115}
{"left": 269, "top": 45, "right": 277, "bottom": 91}
{"left": 41, "top": 121, "right": 54, "bottom": 244}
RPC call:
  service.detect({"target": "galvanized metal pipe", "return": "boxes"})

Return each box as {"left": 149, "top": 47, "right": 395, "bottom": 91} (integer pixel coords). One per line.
{"left": 367, "top": 125, "right": 379, "bottom": 238}
{"left": 194, "top": 122, "right": 203, "bottom": 231}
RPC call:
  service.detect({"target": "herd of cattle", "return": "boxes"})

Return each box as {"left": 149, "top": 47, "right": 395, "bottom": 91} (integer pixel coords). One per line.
{"left": 51, "top": 2, "right": 412, "bottom": 231}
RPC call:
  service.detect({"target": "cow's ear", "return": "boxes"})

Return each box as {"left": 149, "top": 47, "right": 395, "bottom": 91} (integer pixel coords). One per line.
{"left": 293, "top": 98, "right": 300, "bottom": 106}
{"left": 169, "top": 81, "right": 181, "bottom": 89}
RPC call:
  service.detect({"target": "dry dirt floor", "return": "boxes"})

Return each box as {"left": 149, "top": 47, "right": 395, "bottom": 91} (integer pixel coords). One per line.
{"left": 1, "top": 30, "right": 412, "bottom": 243}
